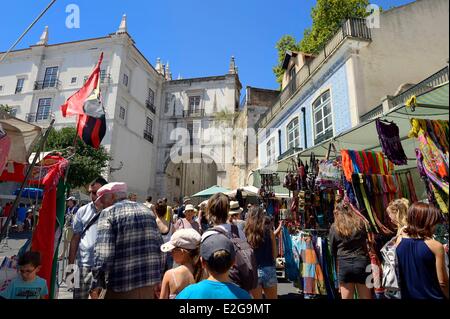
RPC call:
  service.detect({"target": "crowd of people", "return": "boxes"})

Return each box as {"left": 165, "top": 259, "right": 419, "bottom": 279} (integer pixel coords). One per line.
{"left": 0, "top": 176, "right": 448, "bottom": 300}
{"left": 0, "top": 201, "right": 38, "bottom": 233}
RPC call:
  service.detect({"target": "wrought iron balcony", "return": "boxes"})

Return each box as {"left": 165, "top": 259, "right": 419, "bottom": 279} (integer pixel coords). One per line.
{"left": 25, "top": 112, "right": 54, "bottom": 123}
{"left": 100, "top": 73, "right": 112, "bottom": 84}
{"left": 144, "top": 130, "right": 154, "bottom": 143}
{"left": 314, "top": 129, "right": 334, "bottom": 145}
{"left": 34, "top": 80, "right": 61, "bottom": 90}
{"left": 183, "top": 109, "right": 205, "bottom": 117}
{"left": 146, "top": 100, "right": 156, "bottom": 114}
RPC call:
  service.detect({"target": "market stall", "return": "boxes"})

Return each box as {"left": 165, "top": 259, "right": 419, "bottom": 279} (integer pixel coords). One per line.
{"left": 273, "top": 82, "right": 449, "bottom": 299}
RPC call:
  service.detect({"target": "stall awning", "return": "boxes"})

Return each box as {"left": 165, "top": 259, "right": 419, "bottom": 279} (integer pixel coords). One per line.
{"left": 191, "top": 185, "right": 232, "bottom": 198}
{"left": 278, "top": 82, "right": 449, "bottom": 169}
{"left": 0, "top": 113, "right": 42, "bottom": 164}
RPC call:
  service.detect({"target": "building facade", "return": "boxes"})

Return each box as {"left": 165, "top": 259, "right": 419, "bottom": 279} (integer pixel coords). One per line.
{"left": 0, "top": 16, "right": 244, "bottom": 202}
{"left": 257, "top": 0, "right": 449, "bottom": 170}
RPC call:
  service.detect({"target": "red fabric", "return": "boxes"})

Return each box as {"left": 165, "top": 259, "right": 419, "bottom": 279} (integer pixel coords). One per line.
{"left": 61, "top": 53, "right": 103, "bottom": 117}
{"left": 0, "top": 135, "right": 11, "bottom": 173}
{"left": 354, "top": 152, "right": 365, "bottom": 174}
{"left": 368, "top": 152, "right": 379, "bottom": 175}
{"left": 362, "top": 151, "right": 371, "bottom": 174}
{"left": 341, "top": 150, "right": 353, "bottom": 182}
{"left": 0, "top": 162, "right": 26, "bottom": 182}
{"left": 31, "top": 156, "right": 68, "bottom": 297}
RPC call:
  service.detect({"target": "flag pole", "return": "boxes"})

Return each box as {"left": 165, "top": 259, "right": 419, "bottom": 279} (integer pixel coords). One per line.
{"left": 0, "top": 0, "right": 57, "bottom": 63}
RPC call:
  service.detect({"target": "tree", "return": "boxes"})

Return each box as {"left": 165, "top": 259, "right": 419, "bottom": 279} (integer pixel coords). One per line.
{"left": 0, "top": 104, "right": 13, "bottom": 115}
{"left": 273, "top": 35, "right": 301, "bottom": 85}
{"left": 42, "top": 127, "right": 110, "bottom": 189}
{"left": 273, "top": 0, "right": 370, "bottom": 83}
{"left": 299, "top": 0, "right": 369, "bottom": 54}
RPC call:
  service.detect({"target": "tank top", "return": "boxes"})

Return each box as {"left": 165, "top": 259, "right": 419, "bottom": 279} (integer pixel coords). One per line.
{"left": 396, "top": 238, "right": 445, "bottom": 299}
{"left": 254, "top": 230, "right": 275, "bottom": 267}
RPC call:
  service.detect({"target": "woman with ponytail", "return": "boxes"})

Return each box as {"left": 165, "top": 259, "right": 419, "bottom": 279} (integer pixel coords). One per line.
{"left": 329, "top": 198, "right": 372, "bottom": 299}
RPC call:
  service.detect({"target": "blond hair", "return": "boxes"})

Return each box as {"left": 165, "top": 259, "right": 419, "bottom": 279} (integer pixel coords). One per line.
{"left": 386, "top": 198, "right": 409, "bottom": 234}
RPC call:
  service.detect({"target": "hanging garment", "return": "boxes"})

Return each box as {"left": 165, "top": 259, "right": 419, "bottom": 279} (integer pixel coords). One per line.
{"left": 341, "top": 150, "right": 354, "bottom": 182}
{"left": 405, "top": 172, "right": 418, "bottom": 203}
{"left": 296, "top": 235, "right": 327, "bottom": 296}
{"left": 282, "top": 226, "right": 299, "bottom": 282}
{"left": 375, "top": 119, "right": 408, "bottom": 165}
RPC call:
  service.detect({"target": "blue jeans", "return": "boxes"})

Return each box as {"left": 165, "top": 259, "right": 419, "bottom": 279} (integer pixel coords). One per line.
{"left": 257, "top": 266, "right": 278, "bottom": 289}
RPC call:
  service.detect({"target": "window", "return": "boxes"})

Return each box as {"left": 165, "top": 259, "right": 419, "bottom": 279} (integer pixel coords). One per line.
{"left": 148, "top": 88, "right": 155, "bottom": 105}
{"left": 71, "top": 77, "right": 77, "bottom": 84}
{"left": 10, "top": 107, "right": 18, "bottom": 117}
{"left": 188, "top": 96, "right": 201, "bottom": 114}
{"left": 313, "top": 90, "right": 333, "bottom": 141}
{"left": 144, "top": 117, "right": 153, "bottom": 143}
{"left": 119, "top": 106, "right": 126, "bottom": 121}
{"left": 0, "top": 85, "right": 3, "bottom": 92}
{"left": 176, "top": 178, "right": 180, "bottom": 186}
{"left": 43, "top": 67, "right": 58, "bottom": 88}
{"left": 145, "top": 117, "right": 153, "bottom": 133}
{"left": 287, "top": 117, "right": 300, "bottom": 149}
{"left": 123, "top": 74, "right": 129, "bottom": 87}
{"left": 289, "top": 67, "right": 296, "bottom": 80}
{"left": 266, "top": 137, "right": 276, "bottom": 165}
{"left": 15, "top": 78, "right": 25, "bottom": 94}
{"left": 36, "top": 98, "right": 52, "bottom": 121}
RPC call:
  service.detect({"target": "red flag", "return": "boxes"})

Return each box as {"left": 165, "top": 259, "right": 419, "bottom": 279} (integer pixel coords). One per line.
{"left": 60, "top": 53, "right": 104, "bottom": 117}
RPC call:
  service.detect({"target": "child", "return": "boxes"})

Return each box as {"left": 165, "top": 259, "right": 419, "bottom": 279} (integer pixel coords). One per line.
{"left": 159, "top": 229, "right": 202, "bottom": 299}
{"left": 0, "top": 251, "right": 48, "bottom": 299}
{"left": 176, "top": 233, "right": 252, "bottom": 299}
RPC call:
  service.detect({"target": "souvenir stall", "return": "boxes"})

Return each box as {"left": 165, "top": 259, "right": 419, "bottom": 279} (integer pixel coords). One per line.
{"left": 277, "top": 82, "right": 449, "bottom": 299}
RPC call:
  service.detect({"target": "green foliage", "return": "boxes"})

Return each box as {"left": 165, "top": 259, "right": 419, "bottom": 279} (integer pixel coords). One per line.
{"left": 273, "top": 35, "right": 300, "bottom": 85}
{"left": 299, "top": 0, "right": 370, "bottom": 54}
{"left": 0, "top": 104, "right": 13, "bottom": 115}
{"left": 43, "top": 127, "right": 110, "bottom": 189}
{"left": 273, "top": 0, "right": 370, "bottom": 83}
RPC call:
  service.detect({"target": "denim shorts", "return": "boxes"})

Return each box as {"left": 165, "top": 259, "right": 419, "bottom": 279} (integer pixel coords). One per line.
{"left": 257, "top": 266, "right": 278, "bottom": 288}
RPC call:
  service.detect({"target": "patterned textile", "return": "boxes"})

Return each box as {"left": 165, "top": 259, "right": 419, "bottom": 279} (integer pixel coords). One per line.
{"left": 292, "top": 235, "right": 327, "bottom": 295}
{"left": 91, "top": 200, "right": 164, "bottom": 293}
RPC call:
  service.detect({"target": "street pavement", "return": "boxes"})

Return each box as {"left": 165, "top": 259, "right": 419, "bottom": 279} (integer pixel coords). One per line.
{"left": 1, "top": 233, "right": 302, "bottom": 299}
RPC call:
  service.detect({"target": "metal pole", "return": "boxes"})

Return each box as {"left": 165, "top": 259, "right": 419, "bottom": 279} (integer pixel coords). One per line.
{"left": 0, "top": 0, "right": 57, "bottom": 64}
{"left": 301, "top": 107, "right": 307, "bottom": 148}
{"left": 0, "top": 119, "right": 55, "bottom": 242}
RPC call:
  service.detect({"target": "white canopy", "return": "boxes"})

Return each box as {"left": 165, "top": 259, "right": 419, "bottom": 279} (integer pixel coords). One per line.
{"left": 225, "top": 185, "right": 260, "bottom": 197}
{"left": 0, "top": 112, "right": 42, "bottom": 164}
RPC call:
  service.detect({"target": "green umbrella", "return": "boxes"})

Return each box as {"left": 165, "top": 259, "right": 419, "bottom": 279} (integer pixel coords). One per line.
{"left": 191, "top": 185, "right": 232, "bottom": 198}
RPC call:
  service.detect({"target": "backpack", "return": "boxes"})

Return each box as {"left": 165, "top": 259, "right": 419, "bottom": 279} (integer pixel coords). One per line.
{"left": 380, "top": 236, "right": 401, "bottom": 298}
{"left": 211, "top": 225, "right": 258, "bottom": 292}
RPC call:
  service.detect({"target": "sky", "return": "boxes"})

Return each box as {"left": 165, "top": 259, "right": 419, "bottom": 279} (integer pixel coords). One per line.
{"left": 1, "top": 0, "right": 415, "bottom": 91}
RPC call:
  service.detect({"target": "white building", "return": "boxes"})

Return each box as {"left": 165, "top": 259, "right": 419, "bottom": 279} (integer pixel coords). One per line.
{"left": 0, "top": 16, "right": 244, "bottom": 202}
{"left": 156, "top": 57, "right": 242, "bottom": 202}
{"left": 0, "top": 16, "right": 165, "bottom": 199}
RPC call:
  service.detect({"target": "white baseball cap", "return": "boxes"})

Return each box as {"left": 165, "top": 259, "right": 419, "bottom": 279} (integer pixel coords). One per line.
{"left": 161, "top": 228, "right": 201, "bottom": 252}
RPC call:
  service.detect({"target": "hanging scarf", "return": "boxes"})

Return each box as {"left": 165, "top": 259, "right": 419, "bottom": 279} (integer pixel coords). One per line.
{"left": 375, "top": 119, "right": 408, "bottom": 165}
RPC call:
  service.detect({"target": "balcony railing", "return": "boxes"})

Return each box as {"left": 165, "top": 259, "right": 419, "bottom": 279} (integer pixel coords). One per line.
{"left": 100, "top": 73, "right": 112, "bottom": 84}
{"left": 258, "top": 18, "right": 372, "bottom": 129}
{"left": 34, "top": 80, "right": 61, "bottom": 90}
{"left": 314, "top": 129, "right": 334, "bottom": 145}
{"left": 360, "top": 104, "right": 383, "bottom": 123}
{"left": 144, "top": 130, "right": 154, "bottom": 143}
{"left": 146, "top": 100, "right": 156, "bottom": 114}
{"left": 183, "top": 109, "right": 205, "bottom": 117}
{"left": 390, "top": 66, "right": 449, "bottom": 108}
{"left": 26, "top": 112, "right": 54, "bottom": 123}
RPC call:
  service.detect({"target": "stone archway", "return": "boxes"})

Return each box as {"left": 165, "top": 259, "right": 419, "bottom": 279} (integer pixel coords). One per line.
{"left": 163, "top": 151, "right": 219, "bottom": 202}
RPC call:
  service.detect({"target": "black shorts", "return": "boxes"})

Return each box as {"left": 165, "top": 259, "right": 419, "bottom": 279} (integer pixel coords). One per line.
{"left": 337, "top": 256, "right": 370, "bottom": 285}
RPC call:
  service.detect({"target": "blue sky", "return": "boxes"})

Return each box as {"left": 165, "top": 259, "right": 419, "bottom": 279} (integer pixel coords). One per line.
{"left": 2, "top": 0, "right": 415, "bottom": 91}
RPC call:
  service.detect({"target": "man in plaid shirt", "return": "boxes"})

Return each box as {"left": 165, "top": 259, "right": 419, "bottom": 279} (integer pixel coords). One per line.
{"left": 89, "top": 182, "right": 164, "bottom": 299}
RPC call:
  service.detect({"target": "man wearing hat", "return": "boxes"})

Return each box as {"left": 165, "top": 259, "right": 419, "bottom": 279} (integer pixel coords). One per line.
{"left": 174, "top": 203, "right": 201, "bottom": 234}
{"left": 176, "top": 197, "right": 190, "bottom": 219}
{"left": 228, "top": 201, "right": 245, "bottom": 233}
{"left": 90, "top": 182, "right": 164, "bottom": 299}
